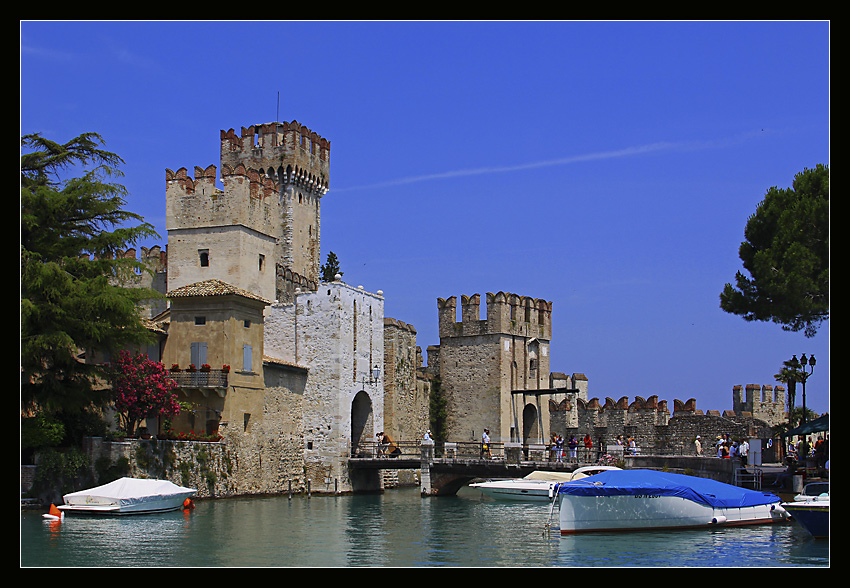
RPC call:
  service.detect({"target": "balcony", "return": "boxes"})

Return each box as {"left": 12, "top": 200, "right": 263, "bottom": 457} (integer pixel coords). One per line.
{"left": 168, "top": 369, "right": 229, "bottom": 397}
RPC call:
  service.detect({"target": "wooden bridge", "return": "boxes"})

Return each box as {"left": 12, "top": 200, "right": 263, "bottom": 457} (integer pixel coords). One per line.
{"left": 349, "top": 440, "right": 606, "bottom": 495}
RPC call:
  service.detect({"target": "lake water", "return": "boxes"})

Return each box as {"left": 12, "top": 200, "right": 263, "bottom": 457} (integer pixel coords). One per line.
{"left": 21, "top": 487, "right": 829, "bottom": 567}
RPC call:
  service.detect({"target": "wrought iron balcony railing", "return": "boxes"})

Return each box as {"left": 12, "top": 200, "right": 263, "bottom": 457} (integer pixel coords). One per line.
{"left": 168, "top": 369, "right": 229, "bottom": 390}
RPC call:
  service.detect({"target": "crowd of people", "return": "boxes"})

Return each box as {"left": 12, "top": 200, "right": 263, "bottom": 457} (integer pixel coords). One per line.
{"left": 787, "top": 434, "right": 829, "bottom": 470}
{"left": 693, "top": 434, "right": 750, "bottom": 464}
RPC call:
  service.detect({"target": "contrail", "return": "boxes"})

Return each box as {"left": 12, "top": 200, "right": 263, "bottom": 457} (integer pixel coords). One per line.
{"left": 333, "top": 132, "right": 762, "bottom": 192}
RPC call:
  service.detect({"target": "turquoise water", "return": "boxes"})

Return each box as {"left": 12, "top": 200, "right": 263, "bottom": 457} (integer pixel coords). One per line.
{"left": 21, "top": 487, "right": 828, "bottom": 567}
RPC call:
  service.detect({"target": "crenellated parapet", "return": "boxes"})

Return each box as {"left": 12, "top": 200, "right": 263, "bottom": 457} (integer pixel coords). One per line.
{"left": 165, "top": 163, "right": 281, "bottom": 237}
{"left": 220, "top": 121, "right": 330, "bottom": 196}
{"left": 731, "top": 384, "right": 786, "bottom": 428}
{"left": 551, "top": 394, "right": 679, "bottom": 434}
{"left": 437, "top": 291, "right": 553, "bottom": 339}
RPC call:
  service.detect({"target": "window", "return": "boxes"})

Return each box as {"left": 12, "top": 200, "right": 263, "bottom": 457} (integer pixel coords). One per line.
{"left": 191, "top": 342, "right": 207, "bottom": 367}
{"left": 195, "top": 316, "right": 206, "bottom": 325}
{"left": 242, "top": 344, "right": 252, "bottom": 372}
{"left": 199, "top": 249, "right": 209, "bottom": 267}
{"left": 243, "top": 319, "right": 251, "bottom": 328}
{"left": 258, "top": 254, "right": 265, "bottom": 271}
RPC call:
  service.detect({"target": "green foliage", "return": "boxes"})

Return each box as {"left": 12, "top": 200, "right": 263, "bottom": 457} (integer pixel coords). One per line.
{"left": 21, "top": 413, "right": 65, "bottom": 451}
{"left": 320, "top": 251, "right": 343, "bottom": 282}
{"left": 428, "top": 377, "right": 448, "bottom": 444}
{"left": 21, "top": 132, "right": 161, "bottom": 413}
{"left": 32, "top": 447, "right": 92, "bottom": 496}
{"left": 95, "top": 455, "right": 131, "bottom": 485}
{"left": 720, "top": 164, "right": 829, "bottom": 337}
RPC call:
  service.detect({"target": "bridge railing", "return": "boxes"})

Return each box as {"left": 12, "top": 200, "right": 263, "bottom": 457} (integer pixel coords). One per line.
{"left": 350, "top": 441, "right": 620, "bottom": 464}
{"left": 351, "top": 441, "right": 423, "bottom": 459}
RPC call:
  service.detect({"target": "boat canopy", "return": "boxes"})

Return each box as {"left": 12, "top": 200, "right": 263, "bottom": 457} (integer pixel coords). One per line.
{"left": 524, "top": 471, "right": 576, "bottom": 482}
{"left": 556, "top": 469, "right": 781, "bottom": 509}
{"left": 63, "top": 477, "right": 195, "bottom": 504}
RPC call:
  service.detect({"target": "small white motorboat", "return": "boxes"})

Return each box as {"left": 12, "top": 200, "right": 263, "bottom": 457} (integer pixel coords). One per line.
{"left": 781, "top": 481, "right": 829, "bottom": 538}
{"left": 470, "top": 466, "right": 620, "bottom": 502}
{"left": 56, "top": 477, "right": 196, "bottom": 515}
{"left": 555, "top": 469, "right": 788, "bottom": 534}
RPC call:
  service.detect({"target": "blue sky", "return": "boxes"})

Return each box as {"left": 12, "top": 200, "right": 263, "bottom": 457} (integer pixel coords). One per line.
{"left": 21, "top": 21, "right": 830, "bottom": 416}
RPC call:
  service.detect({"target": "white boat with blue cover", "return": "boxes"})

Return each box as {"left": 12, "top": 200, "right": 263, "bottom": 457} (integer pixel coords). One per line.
{"left": 555, "top": 469, "right": 788, "bottom": 534}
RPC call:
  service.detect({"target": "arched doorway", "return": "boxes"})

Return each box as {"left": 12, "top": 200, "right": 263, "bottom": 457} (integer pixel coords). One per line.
{"left": 522, "top": 403, "right": 539, "bottom": 446}
{"left": 351, "top": 390, "right": 373, "bottom": 456}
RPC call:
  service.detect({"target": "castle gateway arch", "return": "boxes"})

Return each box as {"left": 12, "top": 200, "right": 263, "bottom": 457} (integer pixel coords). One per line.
{"left": 351, "top": 389, "right": 374, "bottom": 455}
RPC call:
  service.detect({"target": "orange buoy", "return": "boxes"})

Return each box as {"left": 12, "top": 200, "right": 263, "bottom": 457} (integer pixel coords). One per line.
{"left": 182, "top": 498, "right": 194, "bottom": 510}
{"left": 42, "top": 504, "right": 64, "bottom": 521}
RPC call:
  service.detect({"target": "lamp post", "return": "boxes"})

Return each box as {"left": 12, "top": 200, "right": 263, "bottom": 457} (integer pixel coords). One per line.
{"left": 790, "top": 354, "right": 816, "bottom": 425}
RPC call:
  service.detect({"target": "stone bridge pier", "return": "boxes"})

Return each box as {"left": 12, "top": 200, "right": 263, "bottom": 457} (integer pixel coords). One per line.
{"left": 419, "top": 440, "right": 539, "bottom": 496}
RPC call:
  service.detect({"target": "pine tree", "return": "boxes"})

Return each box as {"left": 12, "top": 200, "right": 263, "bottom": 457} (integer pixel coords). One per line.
{"left": 719, "top": 164, "right": 829, "bottom": 337}
{"left": 321, "top": 251, "right": 343, "bottom": 282}
{"left": 21, "top": 132, "right": 161, "bottom": 413}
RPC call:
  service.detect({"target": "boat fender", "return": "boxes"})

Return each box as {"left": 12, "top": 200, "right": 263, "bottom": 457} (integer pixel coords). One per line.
{"left": 710, "top": 515, "right": 727, "bottom": 525}
{"left": 183, "top": 498, "right": 195, "bottom": 510}
{"left": 770, "top": 504, "right": 788, "bottom": 518}
{"left": 42, "top": 504, "right": 64, "bottom": 521}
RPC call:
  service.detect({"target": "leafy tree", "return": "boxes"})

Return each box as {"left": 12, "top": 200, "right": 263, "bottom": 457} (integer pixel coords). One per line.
{"left": 719, "top": 164, "right": 829, "bottom": 337}
{"left": 21, "top": 132, "right": 161, "bottom": 413}
{"left": 320, "top": 250, "right": 343, "bottom": 282}
{"left": 774, "top": 358, "right": 802, "bottom": 422}
{"left": 108, "top": 350, "right": 181, "bottom": 436}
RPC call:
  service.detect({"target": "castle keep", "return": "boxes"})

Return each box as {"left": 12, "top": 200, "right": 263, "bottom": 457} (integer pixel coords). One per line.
{"left": 95, "top": 119, "right": 788, "bottom": 498}
{"left": 429, "top": 292, "right": 554, "bottom": 445}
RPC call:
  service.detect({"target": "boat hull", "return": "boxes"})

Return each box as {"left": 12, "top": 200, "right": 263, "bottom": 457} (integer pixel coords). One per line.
{"left": 470, "top": 480, "right": 555, "bottom": 502}
{"left": 58, "top": 492, "right": 194, "bottom": 515}
{"left": 782, "top": 501, "right": 829, "bottom": 538}
{"left": 558, "top": 494, "right": 786, "bottom": 534}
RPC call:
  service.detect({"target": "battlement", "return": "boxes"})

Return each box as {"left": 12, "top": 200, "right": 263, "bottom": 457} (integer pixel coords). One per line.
{"left": 437, "top": 291, "right": 552, "bottom": 339}
{"left": 732, "top": 384, "right": 786, "bottom": 427}
{"left": 165, "top": 164, "right": 282, "bottom": 235}
{"left": 220, "top": 121, "right": 330, "bottom": 195}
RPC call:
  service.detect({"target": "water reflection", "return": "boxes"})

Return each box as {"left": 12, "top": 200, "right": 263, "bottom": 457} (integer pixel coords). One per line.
{"left": 21, "top": 487, "right": 828, "bottom": 567}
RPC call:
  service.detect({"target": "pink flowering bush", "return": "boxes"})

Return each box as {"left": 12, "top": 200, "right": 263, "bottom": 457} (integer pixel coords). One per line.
{"left": 109, "top": 350, "right": 181, "bottom": 436}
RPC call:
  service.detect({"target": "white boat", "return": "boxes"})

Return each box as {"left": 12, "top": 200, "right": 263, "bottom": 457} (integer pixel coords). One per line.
{"left": 781, "top": 481, "right": 829, "bottom": 538}
{"left": 470, "top": 466, "right": 621, "bottom": 501}
{"left": 56, "top": 477, "right": 196, "bottom": 515}
{"left": 555, "top": 469, "right": 788, "bottom": 534}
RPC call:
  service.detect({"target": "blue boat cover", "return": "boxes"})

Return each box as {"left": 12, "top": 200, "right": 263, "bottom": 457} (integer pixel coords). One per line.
{"left": 556, "top": 469, "right": 781, "bottom": 509}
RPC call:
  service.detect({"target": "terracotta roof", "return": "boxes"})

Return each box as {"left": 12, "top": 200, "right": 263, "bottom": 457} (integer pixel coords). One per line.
{"left": 263, "top": 355, "right": 308, "bottom": 372}
{"left": 167, "top": 279, "right": 270, "bottom": 304}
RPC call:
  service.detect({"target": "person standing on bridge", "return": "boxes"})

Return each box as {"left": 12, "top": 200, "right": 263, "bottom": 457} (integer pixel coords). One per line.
{"left": 568, "top": 436, "right": 578, "bottom": 462}
{"left": 481, "top": 429, "right": 492, "bottom": 459}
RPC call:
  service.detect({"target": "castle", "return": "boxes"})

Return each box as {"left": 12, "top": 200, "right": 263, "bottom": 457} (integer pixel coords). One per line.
{"left": 110, "top": 120, "right": 787, "bottom": 497}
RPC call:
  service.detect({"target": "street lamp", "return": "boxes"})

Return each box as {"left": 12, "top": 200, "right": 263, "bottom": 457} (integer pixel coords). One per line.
{"left": 790, "top": 354, "right": 816, "bottom": 425}
{"left": 361, "top": 364, "right": 381, "bottom": 388}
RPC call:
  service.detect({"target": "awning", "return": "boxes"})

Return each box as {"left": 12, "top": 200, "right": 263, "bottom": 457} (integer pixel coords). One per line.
{"left": 782, "top": 413, "right": 829, "bottom": 437}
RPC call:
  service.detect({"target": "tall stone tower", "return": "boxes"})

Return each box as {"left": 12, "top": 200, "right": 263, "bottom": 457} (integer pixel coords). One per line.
{"left": 166, "top": 121, "right": 330, "bottom": 303}
{"left": 434, "top": 292, "right": 553, "bottom": 446}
